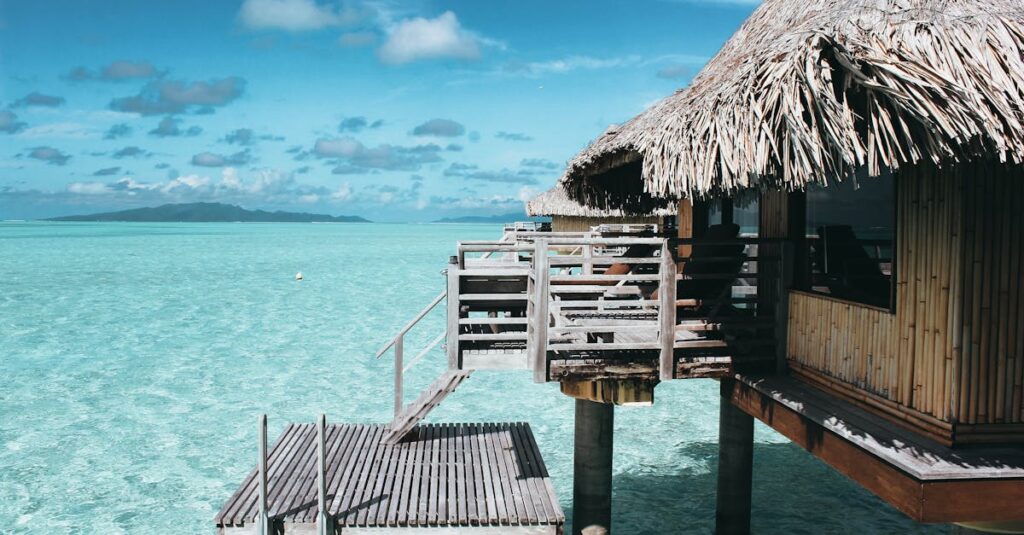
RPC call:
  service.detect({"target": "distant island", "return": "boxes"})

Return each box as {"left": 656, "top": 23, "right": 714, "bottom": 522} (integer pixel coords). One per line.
{"left": 46, "top": 202, "right": 370, "bottom": 223}
{"left": 433, "top": 212, "right": 545, "bottom": 224}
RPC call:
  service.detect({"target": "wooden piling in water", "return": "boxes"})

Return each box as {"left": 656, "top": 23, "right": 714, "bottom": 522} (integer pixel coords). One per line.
{"left": 716, "top": 380, "right": 754, "bottom": 535}
{"left": 573, "top": 399, "right": 613, "bottom": 535}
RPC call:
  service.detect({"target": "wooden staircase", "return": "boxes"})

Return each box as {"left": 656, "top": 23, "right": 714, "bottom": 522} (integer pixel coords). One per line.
{"left": 382, "top": 369, "right": 472, "bottom": 443}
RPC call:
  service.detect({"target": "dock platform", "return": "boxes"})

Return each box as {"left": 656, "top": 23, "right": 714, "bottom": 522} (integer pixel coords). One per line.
{"left": 215, "top": 422, "right": 564, "bottom": 534}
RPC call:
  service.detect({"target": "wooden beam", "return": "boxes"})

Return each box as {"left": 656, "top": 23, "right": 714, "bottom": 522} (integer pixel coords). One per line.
{"left": 724, "top": 379, "right": 1024, "bottom": 523}
{"left": 550, "top": 357, "right": 732, "bottom": 382}
{"left": 560, "top": 379, "right": 655, "bottom": 406}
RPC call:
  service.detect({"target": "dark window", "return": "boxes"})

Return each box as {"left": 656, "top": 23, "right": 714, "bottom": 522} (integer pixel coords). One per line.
{"left": 803, "top": 172, "right": 895, "bottom": 310}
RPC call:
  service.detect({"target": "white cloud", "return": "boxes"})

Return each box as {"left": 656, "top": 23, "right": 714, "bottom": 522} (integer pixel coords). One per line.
{"left": 238, "top": 0, "right": 372, "bottom": 31}
{"left": 512, "top": 55, "right": 641, "bottom": 76}
{"left": 220, "top": 167, "right": 242, "bottom": 189}
{"left": 378, "top": 11, "right": 483, "bottom": 64}
{"left": 517, "top": 186, "right": 540, "bottom": 202}
{"left": 314, "top": 137, "right": 364, "bottom": 158}
{"left": 18, "top": 122, "right": 98, "bottom": 139}
{"left": 67, "top": 181, "right": 110, "bottom": 195}
{"left": 239, "top": 0, "right": 340, "bottom": 30}
{"left": 330, "top": 182, "right": 353, "bottom": 201}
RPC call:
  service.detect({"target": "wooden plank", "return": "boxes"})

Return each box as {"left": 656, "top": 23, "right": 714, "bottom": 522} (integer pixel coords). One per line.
{"left": 494, "top": 423, "right": 530, "bottom": 524}
{"left": 459, "top": 423, "right": 478, "bottom": 525}
{"left": 441, "top": 424, "right": 454, "bottom": 525}
{"left": 363, "top": 430, "right": 398, "bottom": 526}
{"left": 415, "top": 424, "right": 432, "bottom": 524}
{"left": 402, "top": 426, "right": 424, "bottom": 526}
{"left": 384, "top": 431, "right": 410, "bottom": 526}
{"left": 337, "top": 425, "right": 386, "bottom": 525}
{"left": 307, "top": 424, "right": 355, "bottom": 523}
{"left": 265, "top": 424, "right": 316, "bottom": 518}
{"left": 512, "top": 423, "right": 553, "bottom": 524}
{"left": 521, "top": 423, "right": 564, "bottom": 523}
{"left": 326, "top": 424, "right": 372, "bottom": 518}
{"left": 280, "top": 423, "right": 340, "bottom": 524}
{"left": 485, "top": 423, "right": 515, "bottom": 524}
{"left": 427, "top": 424, "right": 441, "bottom": 525}
{"left": 477, "top": 423, "right": 502, "bottom": 524}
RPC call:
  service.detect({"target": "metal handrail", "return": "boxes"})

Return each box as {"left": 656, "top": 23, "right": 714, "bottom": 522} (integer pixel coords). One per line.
{"left": 374, "top": 290, "right": 446, "bottom": 358}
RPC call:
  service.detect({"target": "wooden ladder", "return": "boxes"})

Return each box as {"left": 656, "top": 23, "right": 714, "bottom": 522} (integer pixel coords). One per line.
{"left": 382, "top": 369, "right": 473, "bottom": 444}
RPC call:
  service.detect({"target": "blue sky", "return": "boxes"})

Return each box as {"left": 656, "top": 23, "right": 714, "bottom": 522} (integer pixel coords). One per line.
{"left": 0, "top": 0, "right": 756, "bottom": 221}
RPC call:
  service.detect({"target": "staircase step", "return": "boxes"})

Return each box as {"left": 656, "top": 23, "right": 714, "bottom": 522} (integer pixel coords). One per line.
{"left": 383, "top": 369, "right": 473, "bottom": 444}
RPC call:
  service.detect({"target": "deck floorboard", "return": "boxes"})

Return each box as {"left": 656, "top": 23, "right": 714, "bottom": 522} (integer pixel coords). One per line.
{"left": 215, "top": 422, "right": 563, "bottom": 530}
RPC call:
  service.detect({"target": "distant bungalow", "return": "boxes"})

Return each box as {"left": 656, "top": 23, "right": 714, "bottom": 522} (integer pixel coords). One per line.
{"left": 525, "top": 185, "right": 674, "bottom": 233}
{"left": 216, "top": 1, "right": 1024, "bottom": 534}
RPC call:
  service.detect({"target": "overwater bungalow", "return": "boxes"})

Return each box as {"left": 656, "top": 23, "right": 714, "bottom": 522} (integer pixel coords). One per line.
{"left": 525, "top": 185, "right": 675, "bottom": 233}
{"left": 216, "top": 0, "right": 1024, "bottom": 533}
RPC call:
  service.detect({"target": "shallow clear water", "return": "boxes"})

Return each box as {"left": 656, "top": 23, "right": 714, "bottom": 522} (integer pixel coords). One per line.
{"left": 0, "top": 222, "right": 948, "bottom": 534}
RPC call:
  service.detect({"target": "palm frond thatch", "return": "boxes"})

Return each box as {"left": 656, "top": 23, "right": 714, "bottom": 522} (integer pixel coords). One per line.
{"left": 561, "top": 0, "right": 1024, "bottom": 211}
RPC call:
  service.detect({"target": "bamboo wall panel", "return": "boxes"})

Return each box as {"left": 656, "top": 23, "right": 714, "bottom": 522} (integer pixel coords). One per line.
{"left": 551, "top": 215, "right": 661, "bottom": 233}
{"left": 787, "top": 162, "right": 1024, "bottom": 430}
{"left": 788, "top": 292, "right": 897, "bottom": 398}
{"left": 953, "top": 162, "right": 1024, "bottom": 427}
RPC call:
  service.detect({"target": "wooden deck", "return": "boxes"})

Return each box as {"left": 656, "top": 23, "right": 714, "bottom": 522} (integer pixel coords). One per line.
{"left": 728, "top": 374, "right": 1024, "bottom": 522}
{"left": 215, "top": 422, "right": 564, "bottom": 534}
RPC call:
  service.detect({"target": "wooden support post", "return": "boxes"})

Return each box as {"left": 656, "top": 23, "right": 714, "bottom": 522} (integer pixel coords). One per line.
{"left": 394, "top": 335, "right": 404, "bottom": 418}
{"left": 678, "top": 199, "right": 694, "bottom": 259}
{"left": 446, "top": 257, "right": 460, "bottom": 370}
{"left": 775, "top": 242, "right": 794, "bottom": 374}
{"left": 533, "top": 239, "right": 550, "bottom": 383}
{"left": 716, "top": 380, "right": 754, "bottom": 535}
{"left": 659, "top": 240, "right": 677, "bottom": 381}
{"left": 583, "top": 243, "right": 593, "bottom": 275}
{"left": 693, "top": 200, "right": 710, "bottom": 239}
{"left": 721, "top": 199, "right": 735, "bottom": 225}
{"left": 786, "top": 192, "right": 808, "bottom": 289}
{"left": 257, "top": 414, "right": 270, "bottom": 535}
{"left": 573, "top": 399, "right": 614, "bottom": 535}
{"left": 317, "top": 414, "right": 330, "bottom": 535}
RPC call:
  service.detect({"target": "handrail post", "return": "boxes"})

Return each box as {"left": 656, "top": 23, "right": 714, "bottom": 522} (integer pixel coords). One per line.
{"left": 446, "top": 258, "right": 461, "bottom": 370}
{"left": 317, "top": 413, "right": 329, "bottom": 535}
{"left": 583, "top": 243, "right": 593, "bottom": 275}
{"left": 532, "top": 239, "right": 550, "bottom": 383}
{"left": 394, "top": 334, "right": 404, "bottom": 418}
{"left": 257, "top": 414, "right": 269, "bottom": 535}
{"left": 659, "top": 240, "right": 678, "bottom": 381}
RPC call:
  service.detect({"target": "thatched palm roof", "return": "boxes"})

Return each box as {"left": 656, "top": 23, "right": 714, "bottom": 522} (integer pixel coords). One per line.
{"left": 561, "top": 0, "right": 1024, "bottom": 211}
{"left": 526, "top": 186, "right": 674, "bottom": 217}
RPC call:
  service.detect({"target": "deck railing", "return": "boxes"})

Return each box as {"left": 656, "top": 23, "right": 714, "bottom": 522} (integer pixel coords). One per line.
{"left": 526, "top": 236, "right": 676, "bottom": 380}
{"left": 449, "top": 232, "right": 791, "bottom": 379}
{"left": 254, "top": 414, "right": 331, "bottom": 535}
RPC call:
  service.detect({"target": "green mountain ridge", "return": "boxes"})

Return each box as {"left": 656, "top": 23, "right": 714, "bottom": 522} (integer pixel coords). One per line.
{"left": 46, "top": 202, "right": 370, "bottom": 223}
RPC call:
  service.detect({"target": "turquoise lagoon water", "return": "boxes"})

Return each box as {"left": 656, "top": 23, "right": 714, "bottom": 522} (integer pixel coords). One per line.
{"left": 0, "top": 222, "right": 947, "bottom": 534}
